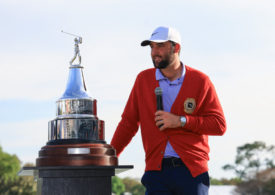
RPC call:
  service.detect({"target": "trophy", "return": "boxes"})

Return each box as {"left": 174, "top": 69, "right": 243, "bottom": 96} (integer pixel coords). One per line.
{"left": 36, "top": 32, "right": 117, "bottom": 167}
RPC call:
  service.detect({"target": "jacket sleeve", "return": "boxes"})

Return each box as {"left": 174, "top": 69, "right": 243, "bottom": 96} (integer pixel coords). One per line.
{"left": 110, "top": 76, "right": 140, "bottom": 156}
{"left": 184, "top": 77, "right": 226, "bottom": 135}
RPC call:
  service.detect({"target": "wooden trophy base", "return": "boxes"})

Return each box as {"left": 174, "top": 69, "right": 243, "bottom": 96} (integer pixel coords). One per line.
{"left": 36, "top": 141, "right": 118, "bottom": 167}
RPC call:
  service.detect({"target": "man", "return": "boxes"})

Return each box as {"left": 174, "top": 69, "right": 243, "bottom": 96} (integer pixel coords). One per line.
{"left": 111, "top": 26, "right": 226, "bottom": 195}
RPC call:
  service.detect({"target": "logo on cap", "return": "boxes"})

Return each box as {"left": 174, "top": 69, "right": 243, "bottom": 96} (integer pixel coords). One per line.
{"left": 184, "top": 98, "right": 196, "bottom": 114}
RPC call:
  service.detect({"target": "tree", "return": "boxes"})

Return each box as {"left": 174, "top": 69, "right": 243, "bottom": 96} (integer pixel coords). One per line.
{"left": 0, "top": 146, "right": 21, "bottom": 183}
{"left": 130, "top": 184, "right": 145, "bottom": 195}
{"left": 122, "top": 177, "right": 145, "bottom": 195}
{"left": 122, "top": 177, "right": 140, "bottom": 192}
{"left": 0, "top": 146, "right": 36, "bottom": 195}
{"left": 223, "top": 141, "right": 275, "bottom": 181}
{"left": 210, "top": 177, "right": 241, "bottom": 185}
{"left": 262, "top": 179, "right": 275, "bottom": 194}
{"left": 112, "top": 176, "right": 125, "bottom": 195}
{"left": 223, "top": 141, "right": 275, "bottom": 194}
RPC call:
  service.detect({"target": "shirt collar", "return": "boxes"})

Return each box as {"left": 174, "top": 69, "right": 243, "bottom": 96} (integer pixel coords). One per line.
{"left": 155, "top": 62, "right": 186, "bottom": 84}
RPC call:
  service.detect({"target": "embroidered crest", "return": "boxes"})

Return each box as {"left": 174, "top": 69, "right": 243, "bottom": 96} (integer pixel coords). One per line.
{"left": 184, "top": 98, "right": 196, "bottom": 114}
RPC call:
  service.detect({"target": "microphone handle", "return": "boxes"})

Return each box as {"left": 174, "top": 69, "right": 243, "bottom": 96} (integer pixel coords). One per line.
{"left": 156, "top": 95, "right": 163, "bottom": 110}
{"left": 156, "top": 95, "right": 164, "bottom": 128}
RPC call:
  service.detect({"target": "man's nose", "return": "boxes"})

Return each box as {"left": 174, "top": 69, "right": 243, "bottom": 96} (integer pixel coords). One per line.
{"left": 151, "top": 47, "right": 159, "bottom": 56}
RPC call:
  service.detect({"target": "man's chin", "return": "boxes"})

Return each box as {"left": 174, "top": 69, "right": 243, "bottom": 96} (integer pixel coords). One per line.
{"left": 153, "top": 61, "right": 159, "bottom": 68}
{"left": 158, "top": 62, "right": 169, "bottom": 69}
{"left": 153, "top": 60, "right": 169, "bottom": 69}
{"left": 153, "top": 64, "right": 159, "bottom": 69}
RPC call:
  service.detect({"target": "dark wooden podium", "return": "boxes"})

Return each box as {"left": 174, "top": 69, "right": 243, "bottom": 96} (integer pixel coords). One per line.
{"left": 18, "top": 141, "right": 133, "bottom": 195}
{"left": 19, "top": 165, "right": 133, "bottom": 195}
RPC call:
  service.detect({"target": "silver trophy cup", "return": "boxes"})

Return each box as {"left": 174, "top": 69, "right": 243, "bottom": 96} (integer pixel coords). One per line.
{"left": 47, "top": 35, "right": 104, "bottom": 145}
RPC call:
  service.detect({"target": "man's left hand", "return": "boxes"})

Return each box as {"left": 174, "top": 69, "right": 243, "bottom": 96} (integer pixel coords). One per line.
{"left": 155, "top": 111, "right": 181, "bottom": 131}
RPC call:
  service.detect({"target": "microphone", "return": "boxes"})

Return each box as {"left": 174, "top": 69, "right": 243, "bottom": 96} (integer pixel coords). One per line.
{"left": 155, "top": 87, "right": 163, "bottom": 110}
{"left": 155, "top": 87, "right": 163, "bottom": 128}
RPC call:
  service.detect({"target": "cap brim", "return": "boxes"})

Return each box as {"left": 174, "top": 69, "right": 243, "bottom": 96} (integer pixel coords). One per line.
{"left": 141, "top": 39, "right": 170, "bottom": 46}
{"left": 141, "top": 40, "right": 151, "bottom": 46}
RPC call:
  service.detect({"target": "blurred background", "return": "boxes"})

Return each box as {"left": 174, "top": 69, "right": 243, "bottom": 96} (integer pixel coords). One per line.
{"left": 0, "top": 0, "right": 275, "bottom": 194}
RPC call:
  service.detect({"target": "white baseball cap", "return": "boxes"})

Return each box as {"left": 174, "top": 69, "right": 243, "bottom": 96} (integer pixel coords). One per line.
{"left": 141, "top": 26, "right": 181, "bottom": 46}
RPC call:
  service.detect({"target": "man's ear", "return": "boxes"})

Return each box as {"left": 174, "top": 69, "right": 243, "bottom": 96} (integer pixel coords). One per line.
{"left": 174, "top": 44, "right": 181, "bottom": 54}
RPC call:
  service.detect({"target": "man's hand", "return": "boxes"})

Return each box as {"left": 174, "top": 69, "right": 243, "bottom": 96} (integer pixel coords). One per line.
{"left": 155, "top": 110, "right": 181, "bottom": 131}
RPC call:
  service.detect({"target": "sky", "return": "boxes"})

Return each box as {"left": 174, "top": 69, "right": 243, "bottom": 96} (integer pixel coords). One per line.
{"left": 0, "top": 0, "right": 275, "bottom": 180}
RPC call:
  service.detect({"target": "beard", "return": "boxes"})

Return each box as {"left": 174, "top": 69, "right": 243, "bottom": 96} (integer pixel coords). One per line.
{"left": 152, "top": 50, "right": 174, "bottom": 69}
{"left": 153, "top": 59, "right": 170, "bottom": 69}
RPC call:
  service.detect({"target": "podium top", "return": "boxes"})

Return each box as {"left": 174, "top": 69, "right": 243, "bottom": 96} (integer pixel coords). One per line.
{"left": 18, "top": 165, "right": 134, "bottom": 177}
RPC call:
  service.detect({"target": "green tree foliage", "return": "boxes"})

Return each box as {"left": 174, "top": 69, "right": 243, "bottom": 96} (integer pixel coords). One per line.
{"left": 223, "top": 141, "right": 275, "bottom": 194}
{"left": 130, "top": 184, "right": 145, "bottom": 195}
{"left": 122, "top": 177, "right": 145, "bottom": 195}
{"left": 210, "top": 177, "right": 241, "bottom": 185}
{"left": 223, "top": 141, "right": 275, "bottom": 181}
{"left": 0, "top": 146, "right": 36, "bottom": 195}
{"left": 210, "top": 177, "right": 223, "bottom": 185}
{"left": 0, "top": 146, "right": 21, "bottom": 183}
{"left": 122, "top": 177, "right": 140, "bottom": 192}
{"left": 112, "top": 176, "right": 125, "bottom": 195}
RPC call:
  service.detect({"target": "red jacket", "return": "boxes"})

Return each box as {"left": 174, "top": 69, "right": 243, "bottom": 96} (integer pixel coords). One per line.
{"left": 111, "top": 66, "right": 226, "bottom": 177}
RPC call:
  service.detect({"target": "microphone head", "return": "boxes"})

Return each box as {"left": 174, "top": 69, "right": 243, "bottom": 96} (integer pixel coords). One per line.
{"left": 155, "top": 87, "right": 163, "bottom": 96}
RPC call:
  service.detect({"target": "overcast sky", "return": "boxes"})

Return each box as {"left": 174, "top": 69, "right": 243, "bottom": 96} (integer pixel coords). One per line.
{"left": 0, "top": 0, "right": 274, "bottom": 180}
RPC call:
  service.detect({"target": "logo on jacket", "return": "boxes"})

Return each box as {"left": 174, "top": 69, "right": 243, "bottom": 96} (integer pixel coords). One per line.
{"left": 184, "top": 98, "right": 196, "bottom": 114}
